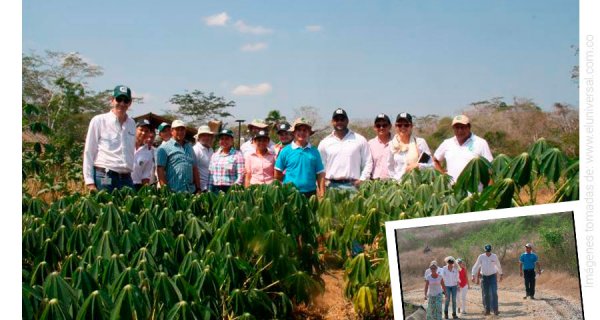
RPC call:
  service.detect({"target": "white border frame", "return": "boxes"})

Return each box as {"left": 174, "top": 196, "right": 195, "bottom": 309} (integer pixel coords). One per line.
{"left": 385, "top": 201, "right": 588, "bottom": 319}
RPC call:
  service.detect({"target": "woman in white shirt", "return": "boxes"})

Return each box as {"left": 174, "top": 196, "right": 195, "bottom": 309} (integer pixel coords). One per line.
{"left": 387, "top": 112, "right": 433, "bottom": 180}
{"left": 424, "top": 260, "right": 446, "bottom": 320}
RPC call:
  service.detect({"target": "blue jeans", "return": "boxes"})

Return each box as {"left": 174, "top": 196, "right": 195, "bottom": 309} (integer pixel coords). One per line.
{"left": 482, "top": 274, "right": 498, "bottom": 313}
{"left": 328, "top": 181, "right": 357, "bottom": 192}
{"left": 444, "top": 285, "right": 457, "bottom": 314}
{"left": 93, "top": 168, "right": 133, "bottom": 192}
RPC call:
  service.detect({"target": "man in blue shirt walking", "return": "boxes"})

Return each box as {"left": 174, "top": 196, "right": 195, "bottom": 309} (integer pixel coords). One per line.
{"left": 519, "top": 243, "right": 541, "bottom": 299}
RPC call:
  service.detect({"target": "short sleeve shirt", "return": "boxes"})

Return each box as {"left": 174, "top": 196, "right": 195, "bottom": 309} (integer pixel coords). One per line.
{"left": 519, "top": 252, "right": 538, "bottom": 270}
{"left": 156, "top": 140, "right": 198, "bottom": 193}
{"left": 426, "top": 274, "right": 444, "bottom": 297}
{"left": 275, "top": 142, "right": 324, "bottom": 193}
{"left": 245, "top": 151, "right": 276, "bottom": 185}
{"left": 434, "top": 133, "right": 493, "bottom": 183}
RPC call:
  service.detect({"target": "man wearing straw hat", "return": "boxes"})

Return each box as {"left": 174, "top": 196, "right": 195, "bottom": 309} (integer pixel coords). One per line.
{"left": 193, "top": 125, "right": 215, "bottom": 192}
{"left": 275, "top": 118, "right": 325, "bottom": 198}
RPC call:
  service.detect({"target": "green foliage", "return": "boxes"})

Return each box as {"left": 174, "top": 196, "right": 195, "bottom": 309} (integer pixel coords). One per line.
{"left": 169, "top": 90, "right": 235, "bottom": 126}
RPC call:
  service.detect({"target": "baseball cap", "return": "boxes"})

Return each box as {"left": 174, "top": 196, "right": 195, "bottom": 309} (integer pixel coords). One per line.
{"left": 157, "top": 122, "right": 171, "bottom": 132}
{"left": 332, "top": 108, "right": 348, "bottom": 119}
{"left": 113, "top": 85, "right": 132, "bottom": 99}
{"left": 171, "top": 120, "right": 186, "bottom": 129}
{"left": 374, "top": 113, "right": 391, "bottom": 125}
{"left": 484, "top": 244, "right": 492, "bottom": 252}
{"left": 217, "top": 129, "right": 234, "bottom": 138}
{"left": 194, "top": 125, "right": 214, "bottom": 138}
{"left": 525, "top": 243, "right": 533, "bottom": 248}
{"left": 452, "top": 114, "right": 470, "bottom": 126}
{"left": 456, "top": 258, "right": 463, "bottom": 264}
{"left": 248, "top": 119, "right": 269, "bottom": 129}
{"left": 136, "top": 119, "right": 150, "bottom": 128}
{"left": 445, "top": 256, "right": 456, "bottom": 263}
{"left": 396, "top": 112, "right": 413, "bottom": 124}
{"left": 276, "top": 122, "right": 292, "bottom": 133}
{"left": 253, "top": 130, "right": 270, "bottom": 140}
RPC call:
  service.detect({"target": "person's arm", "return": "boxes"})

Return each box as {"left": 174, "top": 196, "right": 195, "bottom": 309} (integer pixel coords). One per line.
{"left": 83, "top": 116, "right": 100, "bottom": 190}
{"left": 358, "top": 140, "right": 373, "bottom": 183}
{"left": 244, "top": 154, "right": 252, "bottom": 187}
{"left": 519, "top": 255, "right": 524, "bottom": 277}
{"left": 495, "top": 254, "right": 503, "bottom": 281}
{"left": 192, "top": 166, "right": 201, "bottom": 192}
{"left": 316, "top": 172, "right": 326, "bottom": 198}
{"left": 424, "top": 280, "right": 429, "bottom": 300}
{"left": 234, "top": 152, "right": 245, "bottom": 185}
{"left": 433, "top": 142, "right": 447, "bottom": 174}
{"left": 441, "top": 278, "right": 446, "bottom": 295}
{"left": 157, "top": 166, "right": 168, "bottom": 186}
{"left": 156, "top": 147, "right": 168, "bottom": 187}
{"left": 471, "top": 255, "right": 481, "bottom": 282}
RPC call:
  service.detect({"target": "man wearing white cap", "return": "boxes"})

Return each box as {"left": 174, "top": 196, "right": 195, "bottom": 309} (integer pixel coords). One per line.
{"left": 156, "top": 120, "right": 201, "bottom": 193}
{"left": 519, "top": 243, "right": 541, "bottom": 300}
{"left": 433, "top": 115, "right": 493, "bottom": 183}
{"left": 83, "top": 85, "right": 136, "bottom": 192}
{"left": 193, "top": 125, "right": 215, "bottom": 192}
{"left": 240, "top": 119, "right": 275, "bottom": 156}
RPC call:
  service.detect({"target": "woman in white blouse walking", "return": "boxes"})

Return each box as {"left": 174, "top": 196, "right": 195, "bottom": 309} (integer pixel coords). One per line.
{"left": 387, "top": 112, "right": 433, "bottom": 180}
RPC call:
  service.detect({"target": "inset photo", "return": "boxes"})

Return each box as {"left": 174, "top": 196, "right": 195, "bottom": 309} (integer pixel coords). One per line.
{"left": 386, "top": 204, "right": 584, "bottom": 319}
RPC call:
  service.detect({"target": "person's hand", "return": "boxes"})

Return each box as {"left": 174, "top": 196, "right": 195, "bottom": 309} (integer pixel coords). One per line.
{"left": 424, "top": 295, "right": 428, "bottom": 301}
{"left": 500, "top": 274, "right": 503, "bottom": 282}
{"left": 317, "top": 188, "right": 325, "bottom": 199}
{"left": 406, "top": 162, "right": 419, "bottom": 172}
{"left": 86, "top": 184, "right": 97, "bottom": 192}
{"left": 353, "top": 179, "right": 362, "bottom": 187}
{"left": 471, "top": 275, "right": 475, "bottom": 282}
{"left": 520, "top": 270, "right": 523, "bottom": 277}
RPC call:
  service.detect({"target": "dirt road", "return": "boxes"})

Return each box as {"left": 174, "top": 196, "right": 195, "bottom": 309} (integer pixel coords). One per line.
{"left": 402, "top": 286, "right": 583, "bottom": 319}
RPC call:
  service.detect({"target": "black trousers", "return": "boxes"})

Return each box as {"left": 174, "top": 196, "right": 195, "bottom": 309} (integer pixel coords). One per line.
{"left": 523, "top": 269, "right": 536, "bottom": 297}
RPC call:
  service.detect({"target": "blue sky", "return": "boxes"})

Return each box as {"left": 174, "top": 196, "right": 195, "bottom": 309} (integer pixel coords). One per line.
{"left": 23, "top": 0, "right": 579, "bottom": 123}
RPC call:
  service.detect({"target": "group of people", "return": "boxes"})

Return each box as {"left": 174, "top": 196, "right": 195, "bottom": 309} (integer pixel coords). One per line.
{"left": 83, "top": 84, "right": 494, "bottom": 196}
{"left": 423, "top": 243, "right": 541, "bottom": 319}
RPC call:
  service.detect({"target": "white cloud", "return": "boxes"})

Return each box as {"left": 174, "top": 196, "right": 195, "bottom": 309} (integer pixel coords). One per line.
{"left": 204, "top": 12, "right": 230, "bottom": 26}
{"left": 241, "top": 42, "right": 268, "bottom": 52}
{"left": 305, "top": 25, "right": 322, "bottom": 32}
{"left": 234, "top": 20, "right": 273, "bottom": 35}
{"left": 232, "top": 83, "right": 272, "bottom": 96}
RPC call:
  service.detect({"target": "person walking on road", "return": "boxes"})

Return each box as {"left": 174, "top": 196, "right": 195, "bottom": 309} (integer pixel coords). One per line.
{"left": 424, "top": 260, "right": 447, "bottom": 320}
{"left": 83, "top": 85, "right": 136, "bottom": 192}
{"left": 519, "top": 243, "right": 541, "bottom": 300}
{"left": 471, "top": 244, "right": 503, "bottom": 316}
{"left": 456, "top": 258, "right": 470, "bottom": 316}
{"left": 441, "top": 256, "right": 460, "bottom": 319}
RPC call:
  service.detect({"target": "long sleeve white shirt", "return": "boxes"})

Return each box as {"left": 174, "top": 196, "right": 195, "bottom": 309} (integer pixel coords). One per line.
{"left": 317, "top": 130, "right": 373, "bottom": 181}
{"left": 471, "top": 253, "right": 503, "bottom": 277}
{"left": 193, "top": 143, "right": 214, "bottom": 191}
{"left": 83, "top": 111, "right": 136, "bottom": 185}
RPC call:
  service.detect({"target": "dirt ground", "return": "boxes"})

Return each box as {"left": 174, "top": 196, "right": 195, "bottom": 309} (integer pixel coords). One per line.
{"left": 402, "top": 275, "right": 584, "bottom": 320}
{"left": 298, "top": 269, "right": 357, "bottom": 320}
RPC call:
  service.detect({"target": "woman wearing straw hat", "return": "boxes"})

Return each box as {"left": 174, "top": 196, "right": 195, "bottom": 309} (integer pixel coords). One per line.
{"left": 424, "top": 260, "right": 446, "bottom": 320}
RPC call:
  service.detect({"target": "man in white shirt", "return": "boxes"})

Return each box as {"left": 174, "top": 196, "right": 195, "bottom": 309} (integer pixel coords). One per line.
{"left": 240, "top": 119, "right": 275, "bottom": 156}
{"left": 192, "top": 125, "right": 215, "bottom": 192}
{"left": 318, "top": 108, "right": 373, "bottom": 191}
{"left": 131, "top": 119, "right": 155, "bottom": 190}
{"left": 433, "top": 115, "right": 493, "bottom": 183}
{"left": 83, "top": 85, "right": 136, "bottom": 192}
{"left": 471, "top": 244, "right": 503, "bottom": 316}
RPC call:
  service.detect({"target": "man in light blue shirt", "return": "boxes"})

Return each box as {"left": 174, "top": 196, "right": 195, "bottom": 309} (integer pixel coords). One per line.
{"left": 156, "top": 120, "right": 201, "bottom": 193}
{"left": 275, "top": 118, "right": 325, "bottom": 198}
{"left": 519, "top": 243, "right": 541, "bottom": 299}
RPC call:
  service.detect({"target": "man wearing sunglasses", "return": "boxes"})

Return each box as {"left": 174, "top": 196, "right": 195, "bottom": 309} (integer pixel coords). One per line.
{"left": 83, "top": 85, "right": 136, "bottom": 192}
{"left": 368, "top": 113, "right": 392, "bottom": 179}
